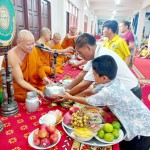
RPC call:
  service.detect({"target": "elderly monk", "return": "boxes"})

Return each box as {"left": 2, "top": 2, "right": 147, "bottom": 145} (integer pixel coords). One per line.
{"left": 36, "top": 27, "right": 73, "bottom": 69}
{"left": 48, "top": 33, "right": 67, "bottom": 74}
{"left": 36, "top": 27, "right": 53, "bottom": 66}
{"left": 61, "top": 26, "right": 77, "bottom": 49}
{"left": 2, "top": 30, "right": 53, "bottom": 102}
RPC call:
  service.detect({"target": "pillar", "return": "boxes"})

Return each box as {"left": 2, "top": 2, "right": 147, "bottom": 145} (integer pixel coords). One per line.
{"left": 136, "top": 9, "right": 146, "bottom": 45}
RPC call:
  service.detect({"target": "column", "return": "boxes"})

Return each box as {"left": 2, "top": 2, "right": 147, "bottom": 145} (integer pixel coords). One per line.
{"left": 50, "top": 0, "right": 66, "bottom": 38}
{"left": 78, "top": 1, "right": 84, "bottom": 33}
{"left": 136, "top": 9, "right": 146, "bottom": 45}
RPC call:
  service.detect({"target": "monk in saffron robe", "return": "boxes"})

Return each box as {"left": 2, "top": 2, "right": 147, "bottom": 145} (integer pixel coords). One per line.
{"left": 36, "top": 27, "right": 73, "bottom": 70}
{"left": 36, "top": 27, "right": 53, "bottom": 67}
{"left": 61, "top": 26, "right": 78, "bottom": 49}
{"left": 49, "top": 33, "right": 67, "bottom": 74}
{"left": 2, "top": 30, "right": 53, "bottom": 102}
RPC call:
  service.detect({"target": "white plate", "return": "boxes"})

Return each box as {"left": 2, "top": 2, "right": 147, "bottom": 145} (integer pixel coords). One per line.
{"left": 28, "top": 129, "right": 61, "bottom": 149}
{"left": 62, "top": 120, "right": 74, "bottom": 130}
{"left": 39, "top": 113, "right": 57, "bottom": 126}
{"left": 71, "top": 131, "right": 94, "bottom": 142}
{"left": 95, "top": 129, "right": 124, "bottom": 144}
{"left": 39, "top": 114, "right": 62, "bottom": 126}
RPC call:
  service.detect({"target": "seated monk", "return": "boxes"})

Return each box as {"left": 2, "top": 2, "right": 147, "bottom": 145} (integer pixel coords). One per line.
{"left": 49, "top": 33, "right": 67, "bottom": 74}
{"left": 2, "top": 30, "right": 53, "bottom": 102}
{"left": 36, "top": 27, "right": 73, "bottom": 71}
{"left": 36, "top": 27, "right": 53, "bottom": 67}
{"left": 61, "top": 25, "right": 78, "bottom": 49}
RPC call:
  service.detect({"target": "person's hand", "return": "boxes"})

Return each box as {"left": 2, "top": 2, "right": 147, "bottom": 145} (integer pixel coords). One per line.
{"left": 53, "top": 92, "right": 71, "bottom": 103}
{"left": 65, "top": 46, "right": 75, "bottom": 53}
{"left": 42, "top": 77, "right": 53, "bottom": 85}
{"left": 36, "top": 89, "right": 44, "bottom": 98}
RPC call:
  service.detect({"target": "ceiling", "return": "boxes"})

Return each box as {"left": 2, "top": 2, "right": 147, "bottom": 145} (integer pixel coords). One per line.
{"left": 89, "top": 0, "right": 144, "bottom": 20}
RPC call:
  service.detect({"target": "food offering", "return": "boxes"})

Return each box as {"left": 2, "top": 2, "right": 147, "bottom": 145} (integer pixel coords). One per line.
{"left": 63, "top": 107, "right": 91, "bottom": 129}
{"left": 71, "top": 128, "right": 94, "bottom": 141}
{"left": 28, "top": 124, "right": 61, "bottom": 149}
{"left": 95, "top": 121, "right": 123, "bottom": 143}
{"left": 39, "top": 110, "right": 63, "bottom": 126}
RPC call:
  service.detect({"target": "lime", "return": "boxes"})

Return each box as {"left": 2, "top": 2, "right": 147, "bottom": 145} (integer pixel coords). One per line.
{"left": 104, "top": 133, "right": 114, "bottom": 142}
{"left": 112, "top": 129, "right": 120, "bottom": 139}
{"left": 97, "top": 129, "right": 105, "bottom": 139}
{"left": 112, "top": 121, "right": 121, "bottom": 130}
{"left": 103, "top": 123, "right": 113, "bottom": 133}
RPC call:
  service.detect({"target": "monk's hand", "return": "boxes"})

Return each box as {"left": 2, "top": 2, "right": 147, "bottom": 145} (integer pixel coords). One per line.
{"left": 42, "top": 77, "right": 53, "bottom": 85}
{"left": 65, "top": 46, "right": 74, "bottom": 53}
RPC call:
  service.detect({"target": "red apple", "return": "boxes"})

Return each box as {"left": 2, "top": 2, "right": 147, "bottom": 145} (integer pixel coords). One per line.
{"left": 39, "top": 123, "right": 47, "bottom": 130}
{"left": 41, "top": 137, "right": 51, "bottom": 147}
{"left": 69, "top": 107, "right": 76, "bottom": 115}
{"left": 46, "top": 125, "right": 56, "bottom": 134}
{"left": 49, "top": 133, "right": 58, "bottom": 144}
{"left": 33, "top": 137, "right": 41, "bottom": 146}
{"left": 102, "top": 106, "right": 110, "bottom": 112}
{"left": 38, "top": 128, "right": 48, "bottom": 138}
{"left": 74, "top": 107, "right": 79, "bottom": 112}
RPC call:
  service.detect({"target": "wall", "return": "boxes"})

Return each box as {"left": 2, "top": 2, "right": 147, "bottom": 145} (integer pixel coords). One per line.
{"left": 49, "top": 0, "right": 97, "bottom": 40}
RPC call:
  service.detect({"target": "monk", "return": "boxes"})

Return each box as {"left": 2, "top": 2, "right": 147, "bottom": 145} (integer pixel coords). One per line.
{"left": 2, "top": 30, "right": 53, "bottom": 102}
{"left": 36, "top": 27, "right": 53, "bottom": 67}
{"left": 36, "top": 27, "right": 73, "bottom": 69}
{"left": 49, "top": 33, "right": 67, "bottom": 73}
{"left": 61, "top": 26, "right": 77, "bottom": 49}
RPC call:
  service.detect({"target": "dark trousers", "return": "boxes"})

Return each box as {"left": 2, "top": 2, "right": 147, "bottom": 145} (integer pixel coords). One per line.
{"left": 120, "top": 136, "right": 150, "bottom": 150}
{"left": 131, "top": 84, "right": 142, "bottom": 99}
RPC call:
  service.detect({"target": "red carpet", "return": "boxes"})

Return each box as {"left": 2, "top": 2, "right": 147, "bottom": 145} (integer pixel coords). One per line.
{"left": 142, "top": 85, "right": 150, "bottom": 109}
{"left": 134, "top": 58, "right": 150, "bottom": 79}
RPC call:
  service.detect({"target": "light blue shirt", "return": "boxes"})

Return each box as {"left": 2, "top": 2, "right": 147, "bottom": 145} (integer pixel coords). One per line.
{"left": 86, "top": 78, "right": 150, "bottom": 141}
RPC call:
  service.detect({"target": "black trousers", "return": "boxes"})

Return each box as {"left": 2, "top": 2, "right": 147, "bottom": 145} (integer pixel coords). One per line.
{"left": 120, "top": 136, "right": 150, "bottom": 150}
{"left": 131, "top": 84, "right": 142, "bottom": 99}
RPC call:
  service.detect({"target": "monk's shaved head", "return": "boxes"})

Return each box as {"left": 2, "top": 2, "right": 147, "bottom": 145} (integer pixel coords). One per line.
{"left": 53, "top": 33, "right": 61, "bottom": 44}
{"left": 53, "top": 33, "right": 61, "bottom": 39}
{"left": 41, "top": 27, "right": 51, "bottom": 36}
{"left": 18, "top": 30, "right": 34, "bottom": 41}
{"left": 70, "top": 25, "right": 76, "bottom": 30}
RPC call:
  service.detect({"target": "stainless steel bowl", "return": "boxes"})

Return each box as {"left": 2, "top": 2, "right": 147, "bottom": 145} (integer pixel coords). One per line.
{"left": 68, "top": 58, "right": 79, "bottom": 66}
{"left": 44, "top": 83, "right": 65, "bottom": 100}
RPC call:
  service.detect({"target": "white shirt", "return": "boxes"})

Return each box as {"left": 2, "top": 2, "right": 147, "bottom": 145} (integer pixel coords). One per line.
{"left": 84, "top": 45, "right": 138, "bottom": 89}
{"left": 83, "top": 61, "right": 92, "bottom": 72}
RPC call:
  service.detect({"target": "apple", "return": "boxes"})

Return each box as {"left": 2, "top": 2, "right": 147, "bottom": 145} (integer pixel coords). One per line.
{"left": 69, "top": 107, "right": 76, "bottom": 115}
{"left": 39, "top": 123, "right": 47, "bottom": 130}
{"left": 41, "top": 137, "right": 51, "bottom": 147}
{"left": 33, "top": 137, "right": 41, "bottom": 146}
{"left": 46, "top": 125, "right": 57, "bottom": 134}
{"left": 102, "top": 106, "right": 110, "bottom": 112}
{"left": 49, "top": 133, "right": 58, "bottom": 144}
{"left": 38, "top": 128, "right": 48, "bottom": 138}
{"left": 33, "top": 129, "right": 39, "bottom": 138}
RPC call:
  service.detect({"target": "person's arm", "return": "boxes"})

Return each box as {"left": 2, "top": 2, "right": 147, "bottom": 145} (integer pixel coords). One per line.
{"left": 8, "top": 56, "right": 42, "bottom": 95}
{"left": 67, "top": 34, "right": 77, "bottom": 39}
{"left": 68, "top": 80, "right": 93, "bottom": 95}
{"left": 128, "top": 42, "right": 135, "bottom": 50}
{"left": 59, "top": 91, "right": 107, "bottom": 106}
{"left": 66, "top": 70, "right": 87, "bottom": 90}
{"left": 125, "top": 55, "right": 131, "bottom": 66}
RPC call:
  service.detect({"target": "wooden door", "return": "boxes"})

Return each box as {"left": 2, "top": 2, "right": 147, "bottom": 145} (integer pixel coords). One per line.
{"left": 84, "top": 15, "right": 88, "bottom": 33}
{"left": 66, "top": 12, "right": 69, "bottom": 34}
{"left": 41, "top": 0, "right": 51, "bottom": 30}
{"left": 12, "top": 0, "right": 26, "bottom": 46}
{"left": 27, "top": 0, "right": 40, "bottom": 40}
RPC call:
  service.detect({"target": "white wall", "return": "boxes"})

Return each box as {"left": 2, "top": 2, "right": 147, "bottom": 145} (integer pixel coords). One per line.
{"left": 49, "top": 0, "right": 97, "bottom": 39}
{"left": 49, "top": 0, "right": 66, "bottom": 39}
